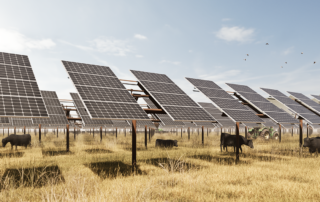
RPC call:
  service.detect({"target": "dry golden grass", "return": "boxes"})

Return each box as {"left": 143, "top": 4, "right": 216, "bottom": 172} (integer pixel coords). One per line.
{"left": 0, "top": 130, "right": 319, "bottom": 202}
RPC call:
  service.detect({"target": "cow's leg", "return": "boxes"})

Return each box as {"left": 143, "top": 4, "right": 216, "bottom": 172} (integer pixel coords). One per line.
{"left": 240, "top": 146, "right": 242, "bottom": 153}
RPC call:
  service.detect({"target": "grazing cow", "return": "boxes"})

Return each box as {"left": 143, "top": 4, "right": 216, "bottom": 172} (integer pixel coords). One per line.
{"left": 2, "top": 134, "right": 31, "bottom": 150}
{"left": 155, "top": 139, "right": 178, "bottom": 148}
{"left": 223, "top": 135, "right": 254, "bottom": 153}
{"left": 220, "top": 133, "right": 231, "bottom": 152}
{"left": 303, "top": 137, "right": 320, "bottom": 153}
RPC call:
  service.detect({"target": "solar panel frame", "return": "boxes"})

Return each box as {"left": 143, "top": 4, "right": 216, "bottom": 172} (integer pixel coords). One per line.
{"left": 131, "top": 70, "right": 215, "bottom": 122}
{"left": 0, "top": 52, "right": 48, "bottom": 118}
{"left": 63, "top": 61, "right": 150, "bottom": 121}
{"left": 186, "top": 78, "right": 264, "bottom": 123}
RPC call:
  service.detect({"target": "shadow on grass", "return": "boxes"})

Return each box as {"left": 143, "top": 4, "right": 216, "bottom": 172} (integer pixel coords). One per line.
{"left": 85, "top": 161, "right": 144, "bottom": 179}
{"left": 0, "top": 152, "right": 24, "bottom": 158}
{"left": 53, "top": 141, "right": 75, "bottom": 147}
{"left": 42, "top": 149, "right": 74, "bottom": 157}
{"left": 0, "top": 165, "right": 64, "bottom": 189}
{"left": 144, "top": 158, "right": 202, "bottom": 172}
{"left": 85, "top": 148, "right": 113, "bottom": 154}
{"left": 189, "top": 155, "right": 249, "bottom": 165}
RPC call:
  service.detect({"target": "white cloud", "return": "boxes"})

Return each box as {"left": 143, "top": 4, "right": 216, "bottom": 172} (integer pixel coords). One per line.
{"left": 283, "top": 46, "right": 294, "bottom": 55}
{"left": 216, "top": 26, "right": 254, "bottom": 42}
{"left": 62, "top": 37, "right": 133, "bottom": 56}
{"left": 222, "top": 18, "right": 232, "bottom": 21}
{"left": 160, "top": 60, "right": 181, "bottom": 65}
{"left": 134, "top": 34, "right": 147, "bottom": 40}
{"left": 135, "top": 55, "right": 144, "bottom": 58}
{"left": 0, "top": 28, "right": 55, "bottom": 52}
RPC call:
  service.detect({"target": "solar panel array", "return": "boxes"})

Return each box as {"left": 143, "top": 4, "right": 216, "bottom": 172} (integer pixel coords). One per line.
{"left": 287, "top": 91, "right": 320, "bottom": 116}
{"left": 0, "top": 52, "right": 48, "bottom": 118}
{"left": 186, "top": 78, "right": 263, "bottom": 123}
{"left": 111, "top": 120, "right": 130, "bottom": 128}
{"left": 143, "top": 98, "right": 185, "bottom": 126}
{"left": 193, "top": 121, "right": 216, "bottom": 128}
{"left": 261, "top": 88, "right": 320, "bottom": 124}
{"left": 70, "top": 93, "right": 113, "bottom": 127}
{"left": 32, "top": 91, "right": 69, "bottom": 126}
{"left": 63, "top": 61, "right": 150, "bottom": 120}
{"left": 226, "top": 83, "right": 298, "bottom": 124}
{"left": 198, "top": 102, "right": 236, "bottom": 127}
{"left": 131, "top": 70, "right": 214, "bottom": 122}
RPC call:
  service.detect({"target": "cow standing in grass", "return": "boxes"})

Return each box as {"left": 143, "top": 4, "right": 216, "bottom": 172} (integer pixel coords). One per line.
{"left": 223, "top": 134, "right": 254, "bottom": 153}
{"left": 155, "top": 139, "right": 178, "bottom": 148}
{"left": 220, "top": 133, "right": 231, "bottom": 152}
{"left": 2, "top": 134, "right": 31, "bottom": 150}
{"left": 303, "top": 137, "right": 320, "bottom": 153}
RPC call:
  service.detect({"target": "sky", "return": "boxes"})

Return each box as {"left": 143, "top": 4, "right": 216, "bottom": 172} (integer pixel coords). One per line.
{"left": 0, "top": 0, "right": 319, "bottom": 104}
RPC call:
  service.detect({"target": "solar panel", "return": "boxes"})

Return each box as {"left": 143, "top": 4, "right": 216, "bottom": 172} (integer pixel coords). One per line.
{"left": 70, "top": 93, "right": 113, "bottom": 127}
{"left": 226, "top": 83, "right": 298, "bottom": 124}
{"left": 11, "top": 118, "right": 33, "bottom": 127}
{"left": 311, "top": 95, "right": 320, "bottom": 102}
{"left": 0, "top": 117, "right": 9, "bottom": 124}
{"left": 136, "top": 120, "right": 155, "bottom": 128}
{"left": 186, "top": 78, "right": 263, "bottom": 123}
{"left": 287, "top": 91, "right": 320, "bottom": 115}
{"left": 63, "top": 61, "right": 149, "bottom": 121}
{"left": 193, "top": 121, "right": 215, "bottom": 127}
{"left": 33, "top": 91, "right": 69, "bottom": 126}
{"left": 261, "top": 88, "right": 320, "bottom": 124}
{"left": 0, "top": 52, "right": 48, "bottom": 118}
{"left": 198, "top": 102, "right": 235, "bottom": 127}
{"left": 131, "top": 70, "right": 214, "bottom": 122}
{"left": 112, "top": 120, "right": 130, "bottom": 128}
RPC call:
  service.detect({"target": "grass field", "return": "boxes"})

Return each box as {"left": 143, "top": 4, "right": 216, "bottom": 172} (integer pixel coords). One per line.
{"left": 0, "top": 130, "right": 319, "bottom": 202}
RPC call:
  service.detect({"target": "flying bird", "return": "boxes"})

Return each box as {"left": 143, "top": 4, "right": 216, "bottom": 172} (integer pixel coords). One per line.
{"left": 266, "top": 43, "right": 269, "bottom": 45}
{"left": 281, "top": 66, "right": 283, "bottom": 68}
{"left": 314, "top": 61, "right": 316, "bottom": 64}
{"left": 285, "top": 62, "right": 287, "bottom": 64}
{"left": 247, "top": 54, "right": 249, "bottom": 56}
{"left": 301, "top": 52, "right": 303, "bottom": 54}
{"left": 244, "top": 59, "right": 246, "bottom": 61}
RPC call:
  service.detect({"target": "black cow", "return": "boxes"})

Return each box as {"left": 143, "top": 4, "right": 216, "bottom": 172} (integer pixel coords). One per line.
{"left": 303, "top": 137, "right": 320, "bottom": 153}
{"left": 220, "top": 133, "right": 231, "bottom": 152}
{"left": 155, "top": 139, "right": 178, "bottom": 148}
{"left": 223, "top": 135, "right": 254, "bottom": 153}
{"left": 2, "top": 134, "right": 31, "bottom": 150}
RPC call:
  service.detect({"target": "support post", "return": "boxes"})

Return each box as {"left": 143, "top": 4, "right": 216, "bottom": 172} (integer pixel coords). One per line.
{"left": 8, "top": 128, "right": 9, "bottom": 136}
{"left": 93, "top": 128, "right": 94, "bottom": 137}
{"left": 292, "top": 127, "right": 293, "bottom": 137}
{"left": 74, "top": 127, "right": 76, "bottom": 140}
{"left": 145, "top": 125, "right": 147, "bottom": 149}
{"left": 202, "top": 126, "right": 204, "bottom": 145}
{"left": 39, "top": 124, "right": 41, "bottom": 142}
{"left": 181, "top": 128, "right": 182, "bottom": 138}
{"left": 14, "top": 127, "right": 16, "bottom": 135}
{"left": 279, "top": 124, "right": 282, "bottom": 143}
{"left": 24, "top": 126, "right": 26, "bottom": 134}
{"left": 57, "top": 127, "right": 59, "bottom": 137}
{"left": 116, "top": 127, "right": 118, "bottom": 138}
{"left": 245, "top": 126, "right": 247, "bottom": 139}
{"left": 188, "top": 127, "right": 190, "bottom": 140}
{"left": 236, "top": 122, "right": 240, "bottom": 162}
{"left": 299, "top": 119, "right": 303, "bottom": 147}
{"left": 207, "top": 127, "right": 208, "bottom": 137}
{"left": 149, "top": 127, "right": 151, "bottom": 142}
{"left": 105, "top": 128, "right": 106, "bottom": 136}
{"left": 307, "top": 124, "right": 309, "bottom": 138}
{"left": 100, "top": 126, "right": 102, "bottom": 142}
{"left": 132, "top": 120, "right": 137, "bottom": 171}
{"left": 66, "top": 124, "right": 69, "bottom": 152}
{"left": 125, "top": 128, "right": 126, "bottom": 137}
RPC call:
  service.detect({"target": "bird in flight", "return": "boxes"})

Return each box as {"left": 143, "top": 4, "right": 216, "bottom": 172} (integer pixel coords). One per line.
{"left": 247, "top": 54, "right": 249, "bottom": 56}
{"left": 285, "top": 62, "right": 287, "bottom": 64}
{"left": 244, "top": 59, "right": 246, "bottom": 61}
{"left": 281, "top": 66, "right": 283, "bottom": 68}
{"left": 266, "top": 43, "right": 269, "bottom": 45}
{"left": 314, "top": 61, "right": 316, "bottom": 64}
{"left": 301, "top": 52, "right": 303, "bottom": 54}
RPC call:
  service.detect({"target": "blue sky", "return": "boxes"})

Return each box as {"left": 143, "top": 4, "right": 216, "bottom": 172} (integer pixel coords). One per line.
{"left": 0, "top": 0, "right": 319, "bottom": 103}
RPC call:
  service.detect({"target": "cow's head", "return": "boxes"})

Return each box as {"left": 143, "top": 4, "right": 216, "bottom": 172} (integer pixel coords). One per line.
{"left": 247, "top": 140, "right": 254, "bottom": 149}
{"left": 303, "top": 138, "right": 311, "bottom": 147}
{"left": 173, "top": 140, "right": 178, "bottom": 147}
{"left": 2, "top": 139, "right": 8, "bottom": 147}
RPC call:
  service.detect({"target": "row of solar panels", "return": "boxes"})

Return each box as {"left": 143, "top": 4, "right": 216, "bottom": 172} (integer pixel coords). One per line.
{"left": 0, "top": 51, "right": 319, "bottom": 130}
